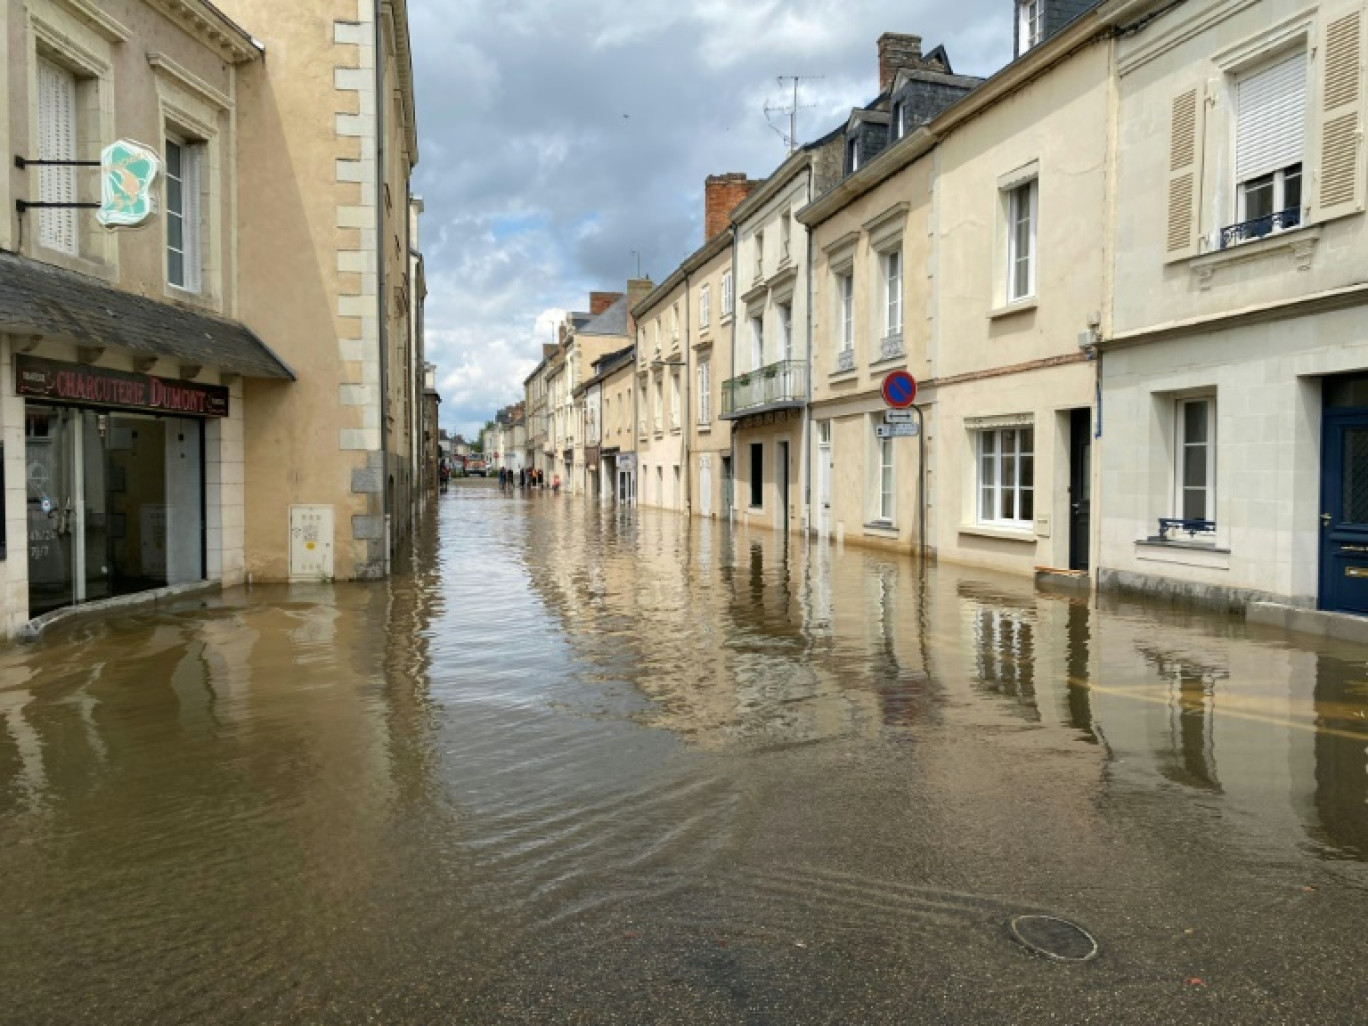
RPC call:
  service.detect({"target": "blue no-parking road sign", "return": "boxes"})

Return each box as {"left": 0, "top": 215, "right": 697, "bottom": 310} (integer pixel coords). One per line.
{"left": 881, "top": 370, "right": 917, "bottom": 408}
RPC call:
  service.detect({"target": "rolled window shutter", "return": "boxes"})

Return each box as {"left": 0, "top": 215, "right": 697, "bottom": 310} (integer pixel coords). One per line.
{"left": 1166, "top": 85, "right": 1205, "bottom": 260}
{"left": 1235, "top": 52, "right": 1307, "bottom": 182}
{"left": 1315, "top": 4, "right": 1365, "bottom": 220}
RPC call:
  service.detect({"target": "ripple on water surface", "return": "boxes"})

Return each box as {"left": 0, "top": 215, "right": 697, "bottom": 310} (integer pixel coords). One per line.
{"left": 2, "top": 481, "right": 1368, "bottom": 1022}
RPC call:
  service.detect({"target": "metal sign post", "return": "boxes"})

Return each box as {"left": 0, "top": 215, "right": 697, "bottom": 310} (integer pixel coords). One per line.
{"left": 881, "top": 371, "right": 926, "bottom": 563}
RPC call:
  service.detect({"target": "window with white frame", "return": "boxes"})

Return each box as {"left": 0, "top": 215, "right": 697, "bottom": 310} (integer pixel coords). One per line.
{"left": 652, "top": 320, "right": 661, "bottom": 355}
{"left": 838, "top": 272, "right": 854, "bottom": 352}
{"left": 753, "top": 230, "right": 764, "bottom": 280}
{"left": 670, "top": 302, "right": 679, "bottom": 341}
{"left": 847, "top": 135, "right": 860, "bottom": 174}
{"left": 750, "top": 315, "right": 764, "bottom": 371}
{"left": 780, "top": 214, "right": 792, "bottom": 261}
{"left": 1228, "top": 51, "right": 1306, "bottom": 246}
{"left": 698, "top": 360, "right": 711, "bottom": 425}
{"left": 977, "top": 425, "right": 1034, "bottom": 528}
{"left": 670, "top": 371, "right": 681, "bottom": 429}
{"left": 165, "top": 137, "right": 205, "bottom": 292}
{"left": 699, "top": 284, "right": 710, "bottom": 329}
{"left": 779, "top": 302, "right": 793, "bottom": 361}
{"left": 721, "top": 270, "right": 734, "bottom": 316}
{"left": 1017, "top": 0, "right": 1044, "bottom": 55}
{"left": 891, "top": 100, "right": 906, "bottom": 140}
{"left": 1176, "top": 397, "right": 1216, "bottom": 523}
{"left": 36, "top": 58, "right": 80, "bottom": 255}
{"left": 883, "top": 247, "right": 903, "bottom": 336}
{"left": 1005, "top": 179, "right": 1037, "bottom": 303}
{"left": 873, "top": 424, "right": 895, "bottom": 523}
{"left": 653, "top": 379, "right": 663, "bottom": 432}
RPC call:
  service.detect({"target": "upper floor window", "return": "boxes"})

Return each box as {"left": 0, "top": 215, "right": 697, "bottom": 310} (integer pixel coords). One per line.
{"left": 750, "top": 315, "right": 764, "bottom": 371}
{"left": 1006, "top": 179, "right": 1037, "bottom": 302}
{"left": 1018, "top": 0, "right": 1044, "bottom": 56}
{"left": 780, "top": 214, "right": 792, "bottom": 261}
{"left": 698, "top": 360, "right": 711, "bottom": 425}
{"left": 1226, "top": 52, "right": 1307, "bottom": 247}
{"left": 753, "top": 230, "right": 765, "bottom": 280}
{"left": 838, "top": 273, "right": 854, "bottom": 352}
{"left": 779, "top": 302, "right": 793, "bottom": 360}
{"left": 699, "top": 284, "right": 711, "bottom": 328}
{"left": 891, "top": 101, "right": 906, "bottom": 140}
{"left": 847, "top": 135, "right": 860, "bottom": 174}
{"left": 36, "top": 58, "right": 80, "bottom": 255}
{"left": 166, "top": 137, "right": 206, "bottom": 292}
{"left": 883, "top": 247, "right": 903, "bottom": 336}
{"left": 721, "top": 270, "right": 734, "bottom": 316}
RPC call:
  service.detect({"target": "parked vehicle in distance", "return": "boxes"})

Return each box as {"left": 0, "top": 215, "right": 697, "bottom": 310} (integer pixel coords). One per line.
{"left": 465, "top": 458, "right": 486, "bottom": 477}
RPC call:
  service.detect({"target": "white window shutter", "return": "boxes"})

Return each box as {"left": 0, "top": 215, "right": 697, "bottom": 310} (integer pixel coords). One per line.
{"left": 1314, "top": 4, "right": 1366, "bottom": 221}
{"left": 37, "top": 60, "right": 79, "bottom": 255}
{"left": 1165, "top": 85, "right": 1206, "bottom": 260}
{"left": 1235, "top": 53, "right": 1308, "bottom": 182}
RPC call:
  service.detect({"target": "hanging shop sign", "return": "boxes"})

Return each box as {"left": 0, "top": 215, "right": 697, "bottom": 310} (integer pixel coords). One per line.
{"left": 16, "top": 355, "right": 229, "bottom": 417}
{"left": 97, "top": 140, "right": 161, "bottom": 228}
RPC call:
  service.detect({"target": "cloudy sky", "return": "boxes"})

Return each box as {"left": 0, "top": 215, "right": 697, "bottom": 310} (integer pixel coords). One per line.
{"left": 408, "top": 0, "right": 1012, "bottom": 442}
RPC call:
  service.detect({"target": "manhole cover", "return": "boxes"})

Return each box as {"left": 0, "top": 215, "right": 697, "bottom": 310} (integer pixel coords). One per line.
{"left": 1008, "top": 915, "right": 1099, "bottom": 962}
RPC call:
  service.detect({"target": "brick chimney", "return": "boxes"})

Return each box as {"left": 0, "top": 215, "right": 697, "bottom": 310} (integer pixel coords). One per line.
{"left": 625, "top": 276, "right": 654, "bottom": 334}
{"left": 878, "top": 32, "right": 923, "bottom": 94}
{"left": 589, "top": 291, "right": 623, "bottom": 315}
{"left": 558, "top": 323, "right": 567, "bottom": 344}
{"left": 704, "top": 173, "right": 759, "bottom": 241}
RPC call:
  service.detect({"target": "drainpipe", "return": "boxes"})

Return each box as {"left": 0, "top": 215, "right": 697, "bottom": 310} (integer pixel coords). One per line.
{"left": 727, "top": 222, "right": 738, "bottom": 523}
{"left": 683, "top": 271, "right": 692, "bottom": 518}
{"left": 374, "top": 0, "right": 391, "bottom": 576}
{"left": 800, "top": 164, "right": 814, "bottom": 539}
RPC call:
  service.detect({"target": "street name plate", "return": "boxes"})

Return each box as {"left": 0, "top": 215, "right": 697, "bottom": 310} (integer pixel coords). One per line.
{"left": 884, "top": 410, "right": 914, "bottom": 423}
{"left": 876, "top": 423, "right": 920, "bottom": 439}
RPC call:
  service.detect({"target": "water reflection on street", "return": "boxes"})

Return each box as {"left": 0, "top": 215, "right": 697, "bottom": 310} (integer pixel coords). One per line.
{"left": 2, "top": 479, "right": 1367, "bottom": 1023}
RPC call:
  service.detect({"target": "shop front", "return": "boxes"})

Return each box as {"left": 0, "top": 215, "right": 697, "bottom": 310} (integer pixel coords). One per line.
{"left": 18, "top": 356, "right": 226, "bottom": 617}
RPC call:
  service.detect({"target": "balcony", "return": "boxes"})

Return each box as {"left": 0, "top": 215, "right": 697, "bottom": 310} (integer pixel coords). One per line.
{"left": 1219, "top": 207, "right": 1300, "bottom": 249}
{"left": 720, "top": 359, "right": 808, "bottom": 419}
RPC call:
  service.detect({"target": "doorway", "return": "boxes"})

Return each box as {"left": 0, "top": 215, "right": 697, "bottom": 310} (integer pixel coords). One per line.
{"left": 777, "top": 439, "right": 790, "bottom": 531}
{"left": 1319, "top": 375, "right": 1368, "bottom": 614}
{"left": 721, "top": 455, "right": 733, "bottom": 515}
{"left": 1068, "top": 407, "right": 1091, "bottom": 572}
{"left": 816, "top": 421, "right": 832, "bottom": 539}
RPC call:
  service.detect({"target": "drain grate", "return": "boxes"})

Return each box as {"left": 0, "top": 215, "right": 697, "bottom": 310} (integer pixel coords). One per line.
{"left": 1008, "top": 915, "right": 1099, "bottom": 963}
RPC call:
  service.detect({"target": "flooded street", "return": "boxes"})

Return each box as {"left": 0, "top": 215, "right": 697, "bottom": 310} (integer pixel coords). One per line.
{"left": 3, "top": 479, "right": 1368, "bottom": 1024}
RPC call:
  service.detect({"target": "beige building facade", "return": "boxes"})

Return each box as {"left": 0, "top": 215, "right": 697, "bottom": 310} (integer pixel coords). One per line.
{"left": 0, "top": 0, "right": 424, "bottom": 640}
{"left": 223, "top": 0, "right": 420, "bottom": 582}
{"left": 1096, "top": 0, "right": 1368, "bottom": 618}
{"left": 0, "top": 0, "right": 287, "bottom": 639}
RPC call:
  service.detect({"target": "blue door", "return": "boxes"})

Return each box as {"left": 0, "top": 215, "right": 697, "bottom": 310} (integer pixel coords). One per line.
{"left": 1319, "top": 377, "right": 1368, "bottom": 614}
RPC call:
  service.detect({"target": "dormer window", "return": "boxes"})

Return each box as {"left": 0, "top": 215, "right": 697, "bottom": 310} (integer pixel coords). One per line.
{"left": 891, "top": 101, "right": 906, "bottom": 140}
{"left": 1018, "top": 0, "right": 1044, "bottom": 56}
{"left": 847, "top": 135, "right": 860, "bottom": 173}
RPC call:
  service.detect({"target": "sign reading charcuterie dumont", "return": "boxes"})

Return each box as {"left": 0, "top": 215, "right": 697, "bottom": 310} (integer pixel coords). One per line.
{"left": 15, "top": 355, "right": 229, "bottom": 418}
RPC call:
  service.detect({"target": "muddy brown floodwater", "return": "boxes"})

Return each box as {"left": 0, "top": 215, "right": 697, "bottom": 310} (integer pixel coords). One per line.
{"left": 3, "top": 479, "right": 1368, "bottom": 1024}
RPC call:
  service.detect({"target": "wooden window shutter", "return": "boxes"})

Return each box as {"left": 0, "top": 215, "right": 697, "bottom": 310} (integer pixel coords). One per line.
{"left": 1166, "top": 85, "right": 1205, "bottom": 260}
{"left": 1315, "top": 4, "right": 1366, "bottom": 221}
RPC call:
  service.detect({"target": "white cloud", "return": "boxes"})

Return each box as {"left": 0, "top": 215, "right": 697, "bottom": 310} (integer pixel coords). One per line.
{"left": 409, "top": 0, "right": 1014, "bottom": 437}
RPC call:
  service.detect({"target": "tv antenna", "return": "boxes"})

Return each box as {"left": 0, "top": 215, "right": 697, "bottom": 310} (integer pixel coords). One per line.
{"left": 765, "top": 75, "right": 823, "bottom": 154}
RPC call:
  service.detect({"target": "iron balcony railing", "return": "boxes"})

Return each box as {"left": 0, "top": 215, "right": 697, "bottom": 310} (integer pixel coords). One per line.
{"left": 1219, "top": 207, "right": 1300, "bottom": 249}
{"left": 721, "top": 359, "right": 808, "bottom": 418}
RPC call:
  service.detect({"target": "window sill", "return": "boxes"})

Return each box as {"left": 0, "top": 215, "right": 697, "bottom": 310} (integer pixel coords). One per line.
{"left": 747, "top": 506, "right": 764, "bottom": 514}
{"left": 29, "top": 245, "right": 117, "bottom": 284}
{"left": 959, "top": 523, "right": 1035, "bottom": 543}
{"left": 720, "top": 313, "right": 734, "bottom": 327}
{"left": 863, "top": 522, "right": 899, "bottom": 539}
{"left": 696, "top": 423, "right": 712, "bottom": 434}
{"left": 1135, "top": 538, "right": 1231, "bottom": 570}
{"left": 868, "top": 351, "right": 907, "bottom": 371}
{"left": 829, "top": 367, "right": 859, "bottom": 383}
{"left": 988, "top": 297, "right": 1037, "bottom": 320}
{"left": 1190, "top": 224, "right": 1320, "bottom": 288}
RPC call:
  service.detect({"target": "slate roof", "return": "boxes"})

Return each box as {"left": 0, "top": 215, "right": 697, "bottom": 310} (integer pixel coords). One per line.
{"left": 578, "top": 295, "right": 628, "bottom": 336}
{"left": 0, "top": 252, "right": 294, "bottom": 379}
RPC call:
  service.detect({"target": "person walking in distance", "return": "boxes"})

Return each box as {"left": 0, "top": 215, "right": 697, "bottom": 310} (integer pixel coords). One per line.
{"left": 552, "top": 473, "right": 561, "bottom": 495}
